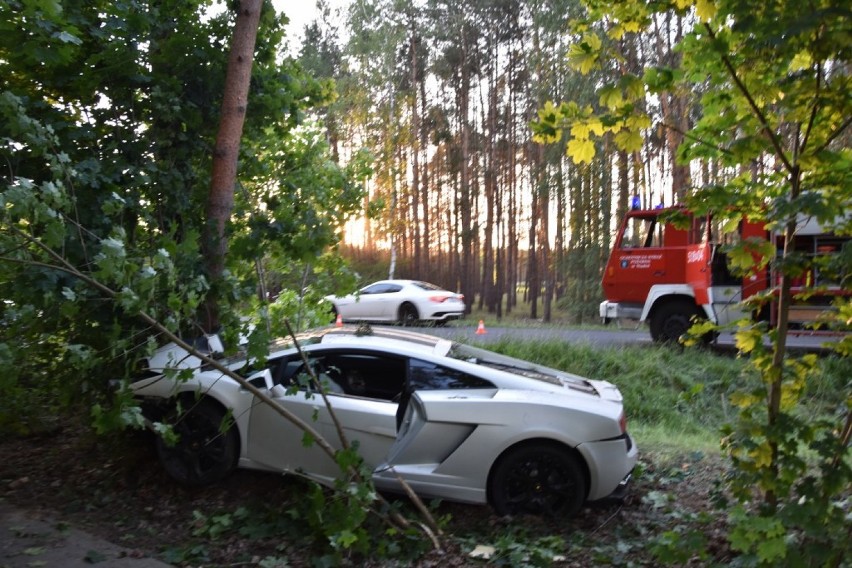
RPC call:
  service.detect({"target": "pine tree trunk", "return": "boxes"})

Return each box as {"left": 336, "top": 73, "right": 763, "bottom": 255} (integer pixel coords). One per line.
{"left": 202, "top": 0, "right": 263, "bottom": 333}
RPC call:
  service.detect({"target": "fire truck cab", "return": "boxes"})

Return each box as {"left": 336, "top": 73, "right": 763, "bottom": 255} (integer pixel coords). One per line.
{"left": 599, "top": 207, "right": 847, "bottom": 342}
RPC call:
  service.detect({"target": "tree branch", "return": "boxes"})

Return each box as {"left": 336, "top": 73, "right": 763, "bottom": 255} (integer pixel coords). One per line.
{"left": 657, "top": 119, "right": 735, "bottom": 158}
{"left": 702, "top": 23, "right": 795, "bottom": 174}
{"left": 0, "top": 229, "right": 445, "bottom": 539}
{"left": 813, "top": 114, "right": 852, "bottom": 156}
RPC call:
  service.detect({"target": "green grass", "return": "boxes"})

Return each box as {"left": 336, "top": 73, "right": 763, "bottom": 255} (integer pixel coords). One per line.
{"left": 479, "top": 338, "right": 850, "bottom": 454}
{"left": 629, "top": 422, "right": 721, "bottom": 455}
{"left": 461, "top": 296, "right": 605, "bottom": 327}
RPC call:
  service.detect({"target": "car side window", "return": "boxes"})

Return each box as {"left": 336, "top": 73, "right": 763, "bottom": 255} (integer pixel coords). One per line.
{"left": 238, "top": 355, "right": 285, "bottom": 386}
{"left": 363, "top": 283, "right": 402, "bottom": 294}
{"left": 277, "top": 355, "right": 345, "bottom": 394}
{"left": 322, "top": 353, "right": 407, "bottom": 400}
{"left": 408, "top": 359, "right": 494, "bottom": 390}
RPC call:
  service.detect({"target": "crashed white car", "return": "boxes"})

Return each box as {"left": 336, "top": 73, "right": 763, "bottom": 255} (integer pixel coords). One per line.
{"left": 132, "top": 326, "right": 637, "bottom": 517}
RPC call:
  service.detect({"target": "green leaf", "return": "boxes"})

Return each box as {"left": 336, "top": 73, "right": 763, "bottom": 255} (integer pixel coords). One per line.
{"left": 53, "top": 30, "right": 82, "bottom": 45}
{"left": 643, "top": 67, "right": 674, "bottom": 92}
{"left": 84, "top": 549, "right": 108, "bottom": 563}
{"left": 566, "top": 138, "right": 596, "bottom": 164}
{"left": 567, "top": 33, "right": 602, "bottom": 74}
{"left": 614, "top": 129, "right": 643, "bottom": 153}
{"left": 789, "top": 50, "right": 812, "bottom": 71}
{"left": 23, "top": 547, "right": 45, "bottom": 556}
{"left": 733, "top": 328, "right": 762, "bottom": 353}
{"left": 599, "top": 86, "right": 623, "bottom": 109}
{"left": 756, "top": 537, "right": 787, "bottom": 563}
{"left": 695, "top": 0, "right": 716, "bottom": 22}
{"left": 335, "top": 529, "right": 359, "bottom": 548}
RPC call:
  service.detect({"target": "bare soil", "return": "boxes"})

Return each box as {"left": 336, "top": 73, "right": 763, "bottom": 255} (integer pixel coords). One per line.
{"left": 0, "top": 425, "right": 732, "bottom": 566}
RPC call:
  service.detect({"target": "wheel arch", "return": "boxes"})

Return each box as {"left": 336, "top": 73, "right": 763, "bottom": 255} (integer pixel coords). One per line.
{"left": 647, "top": 294, "right": 713, "bottom": 344}
{"left": 640, "top": 286, "right": 699, "bottom": 322}
{"left": 152, "top": 392, "right": 243, "bottom": 457}
{"left": 485, "top": 438, "right": 591, "bottom": 505}
{"left": 146, "top": 390, "right": 245, "bottom": 486}
{"left": 398, "top": 301, "right": 420, "bottom": 322}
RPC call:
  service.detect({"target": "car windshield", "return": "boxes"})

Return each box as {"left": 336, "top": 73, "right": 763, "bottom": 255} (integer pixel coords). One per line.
{"left": 411, "top": 281, "right": 443, "bottom": 291}
{"left": 447, "top": 343, "right": 598, "bottom": 394}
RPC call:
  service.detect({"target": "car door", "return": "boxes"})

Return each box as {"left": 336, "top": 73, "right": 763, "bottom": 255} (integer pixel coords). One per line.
{"left": 372, "top": 282, "right": 404, "bottom": 319}
{"left": 353, "top": 282, "right": 403, "bottom": 320}
{"left": 245, "top": 350, "right": 401, "bottom": 486}
{"left": 339, "top": 283, "right": 383, "bottom": 320}
{"left": 371, "top": 358, "right": 498, "bottom": 501}
{"left": 334, "top": 288, "right": 365, "bottom": 319}
{"left": 315, "top": 351, "right": 406, "bottom": 467}
{"left": 245, "top": 355, "right": 336, "bottom": 479}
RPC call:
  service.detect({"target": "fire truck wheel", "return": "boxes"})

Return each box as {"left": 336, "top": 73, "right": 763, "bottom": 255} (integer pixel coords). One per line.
{"left": 650, "top": 300, "right": 703, "bottom": 343}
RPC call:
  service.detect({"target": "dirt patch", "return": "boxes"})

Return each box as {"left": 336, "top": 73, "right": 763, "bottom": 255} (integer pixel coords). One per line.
{"left": 0, "top": 426, "right": 732, "bottom": 566}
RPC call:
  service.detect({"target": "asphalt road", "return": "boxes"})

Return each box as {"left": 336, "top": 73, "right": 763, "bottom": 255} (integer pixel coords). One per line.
{"left": 418, "top": 322, "right": 842, "bottom": 353}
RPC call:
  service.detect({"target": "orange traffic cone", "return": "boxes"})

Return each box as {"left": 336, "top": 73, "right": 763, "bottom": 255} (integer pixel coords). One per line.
{"left": 335, "top": 313, "right": 343, "bottom": 327}
{"left": 475, "top": 320, "right": 487, "bottom": 335}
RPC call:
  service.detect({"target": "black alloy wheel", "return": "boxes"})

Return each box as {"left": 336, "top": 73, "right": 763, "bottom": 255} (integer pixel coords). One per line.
{"left": 155, "top": 399, "right": 239, "bottom": 486}
{"left": 399, "top": 303, "right": 419, "bottom": 326}
{"left": 489, "top": 443, "right": 587, "bottom": 517}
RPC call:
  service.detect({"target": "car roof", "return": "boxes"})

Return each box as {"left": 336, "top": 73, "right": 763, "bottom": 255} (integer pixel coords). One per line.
{"left": 294, "top": 325, "right": 452, "bottom": 357}
{"left": 369, "top": 279, "right": 415, "bottom": 285}
{"left": 145, "top": 325, "right": 605, "bottom": 400}
{"left": 159, "top": 325, "right": 450, "bottom": 372}
{"left": 368, "top": 279, "right": 441, "bottom": 288}
{"left": 311, "top": 326, "right": 601, "bottom": 397}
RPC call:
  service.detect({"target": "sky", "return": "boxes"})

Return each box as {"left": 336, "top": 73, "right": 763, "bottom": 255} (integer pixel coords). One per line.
{"left": 275, "top": 0, "right": 316, "bottom": 40}
{"left": 273, "top": 0, "right": 348, "bottom": 51}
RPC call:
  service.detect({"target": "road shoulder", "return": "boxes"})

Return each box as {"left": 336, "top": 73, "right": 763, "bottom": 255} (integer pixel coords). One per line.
{"left": 0, "top": 501, "right": 170, "bottom": 567}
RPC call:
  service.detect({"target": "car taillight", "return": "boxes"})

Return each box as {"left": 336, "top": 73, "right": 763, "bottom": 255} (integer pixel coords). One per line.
{"left": 429, "top": 294, "right": 463, "bottom": 303}
{"left": 619, "top": 412, "right": 627, "bottom": 434}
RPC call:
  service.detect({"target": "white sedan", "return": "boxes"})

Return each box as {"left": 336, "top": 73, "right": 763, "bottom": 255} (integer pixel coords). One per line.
{"left": 326, "top": 279, "right": 465, "bottom": 325}
{"left": 133, "top": 326, "right": 637, "bottom": 517}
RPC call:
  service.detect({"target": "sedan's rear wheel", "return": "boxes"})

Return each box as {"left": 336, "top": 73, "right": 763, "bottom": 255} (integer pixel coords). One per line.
{"left": 398, "top": 303, "right": 419, "bottom": 326}
{"left": 155, "top": 399, "right": 239, "bottom": 486}
{"left": 489, "top": 443, "right": 586, "bottom": 517}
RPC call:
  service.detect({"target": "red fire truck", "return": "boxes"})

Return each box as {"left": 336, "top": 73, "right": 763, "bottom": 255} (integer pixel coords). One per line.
{"left": 599, "top": 206, "right": 849, "bottom": 342}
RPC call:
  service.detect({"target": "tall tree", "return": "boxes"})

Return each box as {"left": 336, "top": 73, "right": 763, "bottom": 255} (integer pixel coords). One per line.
{"left": 1, "top": 0, "right": 362, "bottom": 430}
{"left": 430, "top": 0, "right": 482, "bottom": 311}
{"left": 535, "top": 0, "right": 851, "bottom": 563}
{"left": 203, "top": 0, "right": 264, "bottom": 332}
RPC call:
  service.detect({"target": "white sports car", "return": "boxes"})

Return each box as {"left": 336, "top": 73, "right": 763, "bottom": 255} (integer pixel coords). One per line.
{"left": 132, "top": 326, "right": 637, "bottom": 517}
{"left": 325, "top": 280, "right": 465, "bottom": 325}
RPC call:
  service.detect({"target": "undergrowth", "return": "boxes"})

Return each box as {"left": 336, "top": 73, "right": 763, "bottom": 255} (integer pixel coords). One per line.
{"left": 481, "top": 339, "right": 848, "bottom": 445}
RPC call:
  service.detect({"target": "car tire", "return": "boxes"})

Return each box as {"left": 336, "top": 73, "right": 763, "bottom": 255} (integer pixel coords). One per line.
{"left": 649, "top": 299, "right": 703, "bottom": 343}
{"left": 489, "top": 442, "right": 587, "bottom": 517}
{"left": 155, "top": 398, "right": 239, "bottom": 486}
{"left": 398, "top": 303, "right": 419, "bottom": 326}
